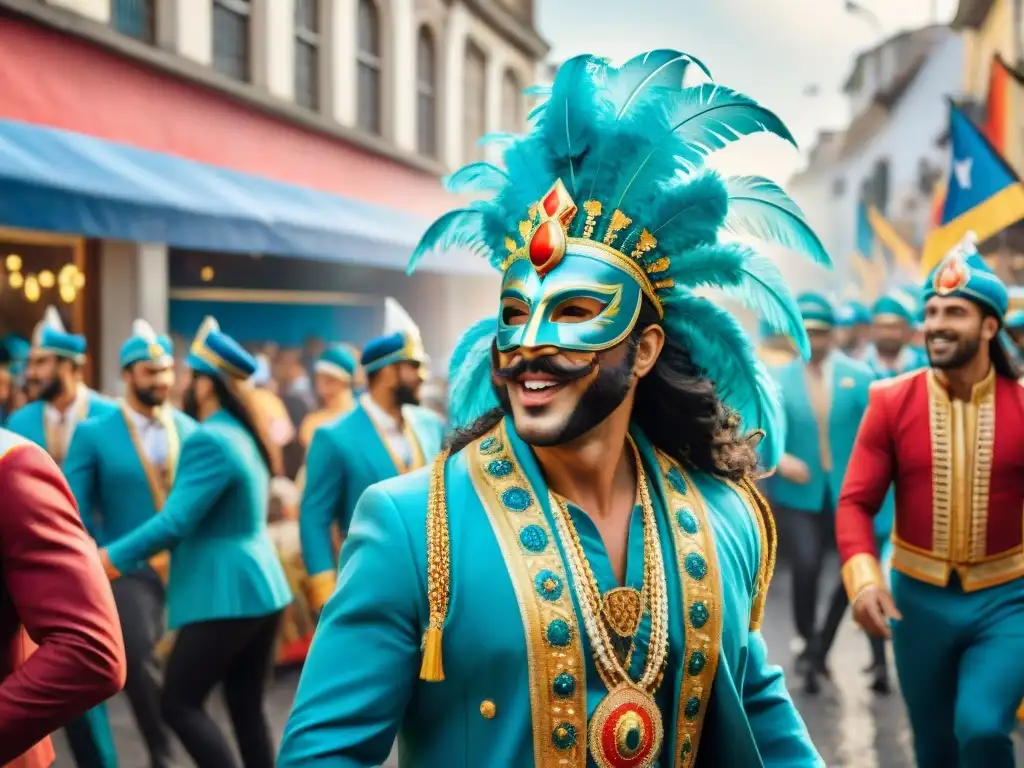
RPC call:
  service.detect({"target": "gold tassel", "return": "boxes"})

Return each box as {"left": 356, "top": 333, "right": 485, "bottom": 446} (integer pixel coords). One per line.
{"left": 419, "top": 623, "right": 445, "bottom": 682}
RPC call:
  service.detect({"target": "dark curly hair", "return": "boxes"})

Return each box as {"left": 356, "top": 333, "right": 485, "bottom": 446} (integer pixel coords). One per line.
{"left": 447, "top": 300, "right": 760, "bottom": 482}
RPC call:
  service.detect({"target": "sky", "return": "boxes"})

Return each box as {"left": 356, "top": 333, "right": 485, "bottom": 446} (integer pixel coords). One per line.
{"left": 535, "top": 0, "right": 960, "bottom": 184}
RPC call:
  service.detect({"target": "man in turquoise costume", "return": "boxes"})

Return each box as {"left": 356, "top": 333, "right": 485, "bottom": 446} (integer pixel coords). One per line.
{"left": 766, "top": 293, "right": 889, "bottom": 695}
{"left": 6, "top": 306, "right": 120, "bottom": 768}
{"left": 865, "top": 290, "right": 927, "bottom": 378}
{"left": 835, "top": 299, "right": 871, "bottom": 361}
{"left": 63, "top": 319, "right": 197, "bottom": 768}
{"left": 299, "top": 324, "right": 446, "bottom": 613}
{"left": 280, "top": 50, "right": 826, "bottom": 767}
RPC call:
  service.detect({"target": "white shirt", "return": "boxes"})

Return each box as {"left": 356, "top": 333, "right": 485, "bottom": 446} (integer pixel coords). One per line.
{"left": 44, "top": 385, "right": 89, "bottom": 458}
{"left": 361, "top": 394, "right": 413, "bottom": 469}
{"left": 124, "top": 405, "right": 170, "bottom": 468}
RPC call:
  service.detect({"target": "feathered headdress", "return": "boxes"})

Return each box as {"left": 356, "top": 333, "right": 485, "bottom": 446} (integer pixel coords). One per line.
{"left": 410, "top": 50, "right": 830, "bottom": 467}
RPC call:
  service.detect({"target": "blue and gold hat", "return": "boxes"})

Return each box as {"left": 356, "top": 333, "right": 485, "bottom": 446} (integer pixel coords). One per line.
{"left": 1006, "top": 309, "right": 1024, "bottom": 330}
{"left": 187, "top": 317, "right": 257, "bottom": 380}
{"left": 31, "top": 306, "right": 86, "bottom": 363}
{"left": 797, "top": 292, "right": 835, "bottom": 331}
{"left": 836, "top": 300, "right": 870, "bottom": 327}
{"left": 119, "top": 319, "right": 173, "bottom": 368}
{"left": 872, "top": 291, "right": 916, "bottom": 324}
{"left": 923, "top": 232, "right": 1009, "bottom": 319}
{"left": 361, "top": 331, "right": 428, "bottom": 375}
{"left": 314, "top": 344, "right": 358, "bottom": 380}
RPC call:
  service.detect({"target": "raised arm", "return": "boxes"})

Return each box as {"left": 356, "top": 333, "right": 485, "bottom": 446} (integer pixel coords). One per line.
{"left": 0, "top": 442, "right": 125, "bottom": 762}
{"left": 279, "top": 484, "right": 422, "bottom": 767}
{"left": 299, "top": 427, "right": 346, "bottom": 612}
{"left": 836, "top": 386, "right": 896, "bottom": 598}
{"left": 62, "top": 424, "right": 99, "bottom": 538}
{"left": 102, "top": 431, "right": 230, "bottom": 576}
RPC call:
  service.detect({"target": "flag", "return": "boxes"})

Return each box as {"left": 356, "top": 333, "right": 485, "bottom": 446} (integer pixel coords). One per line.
{"left": 855, "top": 200, "right": 874, "bottom": 259}
{"left": 985, "top": 55, "right": 1012, "bottom": 153}
{"left": 851, "top": 201, "right": 884, "bottom": 300}
{"left": 867, "top": 205, "right": 918, "bottom": 274}
{"left": 920, "top": 101, "right": 1024, "bottom": 272}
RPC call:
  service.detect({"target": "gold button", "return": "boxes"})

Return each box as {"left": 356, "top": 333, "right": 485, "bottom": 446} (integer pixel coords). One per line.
{"left": 480, "top": 700, "right": 497, "bottom": 719}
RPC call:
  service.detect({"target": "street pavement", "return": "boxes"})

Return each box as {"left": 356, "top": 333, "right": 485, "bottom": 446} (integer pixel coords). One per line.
{"left": 52, "top": 559, "right": 1023, "bottom": 766}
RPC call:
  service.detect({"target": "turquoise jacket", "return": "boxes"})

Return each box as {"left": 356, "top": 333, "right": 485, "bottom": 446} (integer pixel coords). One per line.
{"left": 767, "top": 353, "right": 874, "bottom": 514}
{"left": 64, "top": 404, "right": 197, "bottom": 545}
{"left": 105, "top": 410, "right": 293, "bottom": 628}
{"left": 864, "top": 344, "right": 927, "bottom": 379}
{"left": 299, "top": 402, "right": 445, "bottom": 583}
{"left": 7, "top": 389, "right": 119, "bottom": 461}
{"left": 279, "top": 418, "right": 822, "bottom": 767}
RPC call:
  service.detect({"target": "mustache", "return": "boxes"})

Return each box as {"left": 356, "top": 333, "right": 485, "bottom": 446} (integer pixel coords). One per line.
{"left": 925, "top": 332, "right": 958, "bottom": 342}
{"left": 493, "top": 354, "right": 597, "bottom": 383}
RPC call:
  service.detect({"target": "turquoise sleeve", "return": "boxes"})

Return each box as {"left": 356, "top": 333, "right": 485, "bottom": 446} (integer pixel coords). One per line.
{"left": 106, "top": 432, "right": 230, "bottom": 573}
{"left": 278, "top": 485, "right": 422, "bottom": 767}
{"left": 299, "top": 428, "right": 346, "bottom": 578}
{"left": 62, "top": 425, "right": 98, "bottom": 538}
{"left": 743, "top": 631, "right": 825, "bottom": 766}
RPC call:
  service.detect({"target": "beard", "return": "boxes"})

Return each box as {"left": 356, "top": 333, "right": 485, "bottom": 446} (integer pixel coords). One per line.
{"left": 926, "top": 330, "right": 982, "bottom": 370}
{"left": 394, "top": 383, "right": 420, "bottom": 407}
{"left": 183, "top": 382, "right": 199, "bottom": 419}
{"left": 874, "top": 338, "right": 904, "bottom": 357}
{"left": 493, "top": 344, "right": 636, "bottom": 447}
{"left": 29, "top": 376, "right": 63, "bottom": 403}
{"left": 134, "top": 385, "right": 166, "bottom": 408}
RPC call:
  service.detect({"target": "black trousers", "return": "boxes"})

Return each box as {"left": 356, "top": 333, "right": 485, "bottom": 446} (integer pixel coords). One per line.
{"left": 779, "top": 501, "right": 834, "bottom": 644}
{"left": 113, "top": 569, "right": 173, "bottom": 768}
{"left": 160, "top": 611, "right": 283, "bottom": 768}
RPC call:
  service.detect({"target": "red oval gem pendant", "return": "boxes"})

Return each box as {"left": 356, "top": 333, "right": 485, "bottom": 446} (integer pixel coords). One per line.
{"left": 589, "top": 684, "right": 664, "bottom": 768}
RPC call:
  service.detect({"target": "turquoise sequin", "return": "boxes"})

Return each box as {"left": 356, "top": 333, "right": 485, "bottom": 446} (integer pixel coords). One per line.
{"left": 689, "top": 601, "right": 709, "bottom": 628}
{"left": 687, "top": 650, "right": 706, "bottom": 675}
{"left": 480, "top": 437, "right": 500, "bottom": 454}
{"left": 684, "top": 552, "right": 707, "bottom": 580}
{"left": 552, "top": 723, "right": 577, "bottom": 750}
{"left": 677, "top": 508, "right": 699, "bottom": 534}
{"left": 501, "top": 487, "right": 532, "bottom": 512}
{"left": 666, "top": 466, "right": 688, "bottom": 494}
{"left": 552, "top": 672, "right": 576, "bottom": 698}
{"left": 546, "top": 619, "right": 572, "bottom": 647}
{"left": 487, "top": 459, "right": 513, "bottom": 478}
{"left": 519, "top": 524, "right": 548, "bottom": 553}
{"left": 685, "top": 696, "right": 701, "bottom": 719}
{"left": 534, "top": 569, "right": 564, "bottom": 601}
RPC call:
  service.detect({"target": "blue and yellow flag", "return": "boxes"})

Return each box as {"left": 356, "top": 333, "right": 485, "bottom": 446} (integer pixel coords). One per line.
{"left": 921, "top": 101, "right": 1024, "bottom": 272}
{"left": 852, "top": 201, "right": 885, "bottom": 301}
{"left": 868, "top": 205, "right": 918, "bottom": 275}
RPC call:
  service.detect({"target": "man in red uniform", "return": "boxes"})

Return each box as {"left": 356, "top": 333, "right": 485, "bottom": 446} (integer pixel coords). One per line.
{"left": 836, "top": 233, "right": 1024, "bottom": 767}
{"left": 0, "top": 429, "right": 126, "bottom": 766}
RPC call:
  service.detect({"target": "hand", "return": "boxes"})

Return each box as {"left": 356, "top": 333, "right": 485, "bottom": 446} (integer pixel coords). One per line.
{"left": 778, "top": 454, "right": 811, "bottom": 485}
{"left": 851, "top": 585, "right": 902, "bottom": 638}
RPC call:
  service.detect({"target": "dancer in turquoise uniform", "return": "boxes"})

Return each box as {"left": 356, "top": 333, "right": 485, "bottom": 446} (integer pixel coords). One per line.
{"left": 865, "top": 291, "right": 927, "bottom": 378}
{"left": 99, "top": 317, "right": 292, "bottom": 768}
{"left": 7, "top": 306, "right": 119, "bottom": 768}
{"left": 280, "top": 50, "right": 825, "bottom": 767}
{"left": 835, "top": 299, "right": 871, "bottom": 361}
{"left": 64, "top": 320, "right": 197, "bottom": 768}
{"left": 299, "top": 327, "right": 445, "bottom": 613}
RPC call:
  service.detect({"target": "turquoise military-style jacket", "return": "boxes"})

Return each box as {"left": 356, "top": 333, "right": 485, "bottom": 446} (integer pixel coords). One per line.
{"left": 299, "top": 402, "right": 446, "bottom": 581}
{"left": 767, "top": 352, "right": 875, "bottom": 514}
{"left": 63, "top": 404, "right": 197, "bottom": 544}
{"left": 7, "top": 389, "right": 119, "bottom": 460}
{"left": 864, "top": 344, "right": 927, "bottom": 380}
{"left": 105, "top": 409, "right": 293, "bottom": 628}
{"left": 279, "top": 418, "right": 823, "bottom": 768}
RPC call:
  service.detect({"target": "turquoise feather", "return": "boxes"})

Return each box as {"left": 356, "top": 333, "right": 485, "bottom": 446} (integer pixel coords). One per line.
{"left": 447, "top": 316, "right": 500, "bottom": 430}
{"left": 608, "top": 49, "right": 713, "bottom": 117}
{"left": 724, "top": 176, "right": 830, "bottom": 266}
{"left": 445, "top": 162, "right": 510, "bottom": 195}
{"left": 406, "top": 207, "right": 490, "bottom": 275}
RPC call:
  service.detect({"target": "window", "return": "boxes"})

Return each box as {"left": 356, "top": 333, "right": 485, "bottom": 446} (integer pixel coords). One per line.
{"left": 295, "top": 0, "right": 320, "bottom": 110}
{"left": 212, "top": 0, "right": 251, "bottom": 81}
{"left": 357, "top": 0, "right": 383, "bottom": 134}
{"left": 111, "top": 0, "right": 155, "bottom": 43}
{"left": 416, "top": 27, "right": 438, "bottom": 158}
{"left": 463, "top": 41, "right": 487, "bottom": 164}
{"left": 501, "top": 69, "right": 521, "bottom": 133}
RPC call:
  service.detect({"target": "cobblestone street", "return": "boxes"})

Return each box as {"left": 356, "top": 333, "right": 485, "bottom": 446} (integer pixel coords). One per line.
{"left": 52, "top": 562, "right": 1022, "bottom": 766}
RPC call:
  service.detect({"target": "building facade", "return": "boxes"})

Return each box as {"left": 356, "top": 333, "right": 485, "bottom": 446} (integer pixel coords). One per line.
{"left": 0, "top": 0, "right": 548, "bottom": 390}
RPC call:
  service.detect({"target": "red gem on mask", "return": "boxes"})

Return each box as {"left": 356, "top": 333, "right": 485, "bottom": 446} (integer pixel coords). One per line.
{"left": 529, "top": 220, "right": 565, "bottom": 272}
{"left": 542, "top": 187, "right": 563, "bottom": 218}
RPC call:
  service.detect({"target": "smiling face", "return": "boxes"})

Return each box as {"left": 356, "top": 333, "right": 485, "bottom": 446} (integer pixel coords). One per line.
{"left": 923, "top": 296, "right": 997, "bottom": 370}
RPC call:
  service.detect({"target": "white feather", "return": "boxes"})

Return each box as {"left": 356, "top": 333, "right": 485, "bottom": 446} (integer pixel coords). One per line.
{"left": 131, "top": 318, "right": 158, "bottom": 341}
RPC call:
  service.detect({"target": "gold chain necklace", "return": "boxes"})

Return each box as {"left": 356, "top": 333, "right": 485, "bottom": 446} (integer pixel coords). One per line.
{"left": 549, "top": 438, "right": 669, "bottom": 768}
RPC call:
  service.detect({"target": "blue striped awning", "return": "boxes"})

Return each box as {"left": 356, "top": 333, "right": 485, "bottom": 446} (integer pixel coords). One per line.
{"left": 0, "top": 119, "right": 490, "bottom": 276}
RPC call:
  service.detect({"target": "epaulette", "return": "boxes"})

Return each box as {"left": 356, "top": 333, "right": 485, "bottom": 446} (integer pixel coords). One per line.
{"left": 730, "top": 476, "right": 776, "bottom": 631}
{"left": 868, "top": 367, "right": 926, "bottom": 390}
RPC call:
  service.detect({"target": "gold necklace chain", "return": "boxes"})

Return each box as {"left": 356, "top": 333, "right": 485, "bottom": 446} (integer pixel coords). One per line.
{"left": 550, "top": 438, "right": 670, "bottom": 694}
